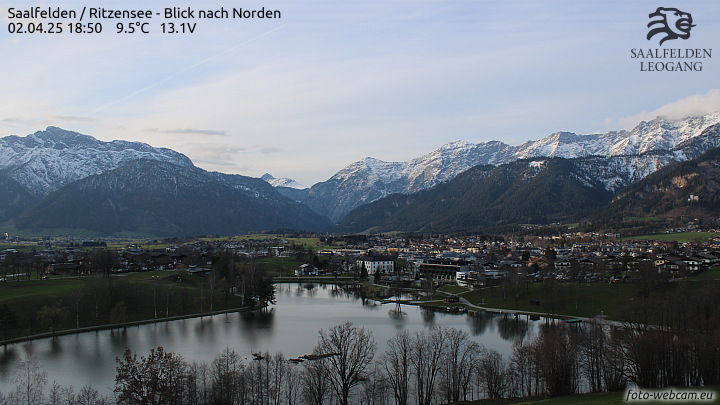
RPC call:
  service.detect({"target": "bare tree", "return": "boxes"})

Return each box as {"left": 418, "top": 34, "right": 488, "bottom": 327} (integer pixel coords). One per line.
{"left": 441, "top": 327, "right": 482, "bottom": 402}
{"left": 382, "top": 329, "right": 412, "bottom": 405}
{"left": 13, "top": 354, "right": 47, "bottom": 405}
{"left": 301, "top": 350, "right": 330, "bottom": 405}
{"left": 49, "top": 381, "right": 63, "bottom": 405}
{"left": 187, "top": 361, "right": 211, "bottom": 405}
{"left": 285, "top": 366, "right": 301, "bottom": 405}
{"left": 114, "top": 346, "right": 188, "bottom": 405}
{"left": 211, "top": 347, "right": 246, "bottom": 404}
{"left": 479, "top": 349, "right": 506, "bottom": 399}
{"left": 361, "top": 363, "right": 390, "bottom": 405}
{"left": 412, "top": 327, "right": 446, "bottom": 405}
{"left": 315, "top": 321, "right": 377, "bottom": 405}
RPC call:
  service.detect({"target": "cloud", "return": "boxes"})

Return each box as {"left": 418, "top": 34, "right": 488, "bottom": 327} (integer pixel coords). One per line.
{"left": 610, "top": 89, "right": 720, "bottom": 129}
{"left": 260, "top": 147, "right": 282, "bottom": 154}
{"left": 147, "top": 127, "right": 228, "bottom": 136}
{"left": 179, "top": 143, "right": 247, "bottom": 171}
{"left": 49, "top": 115, "right": 95, "bottom": 123}
{"left": 1, "top": 117, "right": 29, "bottom": 125}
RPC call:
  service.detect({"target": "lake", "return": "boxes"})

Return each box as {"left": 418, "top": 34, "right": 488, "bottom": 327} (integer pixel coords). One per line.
{"left": 0, "top": 283, "right": 541, "bottom": 396}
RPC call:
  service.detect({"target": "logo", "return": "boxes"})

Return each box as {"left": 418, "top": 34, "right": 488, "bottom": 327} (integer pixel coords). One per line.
{"left": 647, "top": 7, "right": 695, "bottom": 45}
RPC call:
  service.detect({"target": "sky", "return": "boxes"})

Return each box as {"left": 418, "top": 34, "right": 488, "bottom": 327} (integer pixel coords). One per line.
{"left": 1, "top": 0, "right": 720, "bottom": 186}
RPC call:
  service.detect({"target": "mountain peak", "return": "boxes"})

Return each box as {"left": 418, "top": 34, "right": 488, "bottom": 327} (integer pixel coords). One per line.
{"left": 303, "top": 112, "right": 720, "bottom": 222}
{"left": 261, "top": 173, "right": 305, "bottom": 189}
{"left": 440, "top": 140, "right": 473, "bottom": 150}
{"left": 0, "top": 127, "right": 194, "bottom": 196}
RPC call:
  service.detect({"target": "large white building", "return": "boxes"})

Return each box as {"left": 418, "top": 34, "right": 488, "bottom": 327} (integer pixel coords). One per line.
{"left": 355, "top": 256, "right": 394, "bottom": 275}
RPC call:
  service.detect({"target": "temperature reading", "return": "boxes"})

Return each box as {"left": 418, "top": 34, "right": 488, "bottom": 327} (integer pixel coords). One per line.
{"left": 116, "top": 22, "right": 149, "bottom": 34}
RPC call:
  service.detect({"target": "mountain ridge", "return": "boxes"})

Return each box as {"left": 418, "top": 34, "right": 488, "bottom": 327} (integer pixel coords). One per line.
{"left": 299, "top": 113, "right": 720, "bottom": 222}
{"left": 15, "top": 159, "right": 332, "bottom": 237}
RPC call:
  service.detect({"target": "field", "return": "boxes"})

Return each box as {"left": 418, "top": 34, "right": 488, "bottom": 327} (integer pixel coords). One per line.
{"left": 464, "top": 282, "right": 638, "bottom": 320}
{"left": 0, "top": 270, "right": 246, "bottom": 342}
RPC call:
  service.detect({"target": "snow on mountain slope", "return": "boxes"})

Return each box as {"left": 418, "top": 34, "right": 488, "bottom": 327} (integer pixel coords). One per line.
{"left": 303, "top": 113, "right": 720, "bottom": 222}
{"left": 0, "top": 127, "right": 193, "bottom": 196}
{"left": 261, "top": 173, "right": 306, "bottom": 189}
{"left": 516, "top": 112, "right": 720, "bottom": 159}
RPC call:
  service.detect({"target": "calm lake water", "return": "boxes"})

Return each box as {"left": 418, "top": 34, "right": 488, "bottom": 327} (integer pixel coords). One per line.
{"left": 0, "top": 283, "right": 541, "bottom": 395}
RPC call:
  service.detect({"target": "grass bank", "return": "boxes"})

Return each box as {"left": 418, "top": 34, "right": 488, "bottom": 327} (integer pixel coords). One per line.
{"left": 0, "top": 270, "right": 245, "bottom": 342}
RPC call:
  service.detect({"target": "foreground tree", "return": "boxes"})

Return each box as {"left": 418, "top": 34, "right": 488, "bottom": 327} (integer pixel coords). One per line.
{"left": 412, "top": 327, "right": 447, "bottom": 405}
{"left": 13, "top": 355, "right": 47, "bottom": 405}
{"left": 114, "top": 346, "right": 188, "bottom": 405}
{"left": 316, "top": 321, "right": 377, "bottom": 405}
{"left": 382, "top": 330, "right": 412, "bottom": 405}
{"left": 301, "top": 349, "right": 330, "bottom": 405}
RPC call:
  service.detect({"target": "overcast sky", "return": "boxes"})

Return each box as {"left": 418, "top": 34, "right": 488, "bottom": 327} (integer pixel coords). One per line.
{"left": 2, "top": 0, "right": 719, "bottom": 185}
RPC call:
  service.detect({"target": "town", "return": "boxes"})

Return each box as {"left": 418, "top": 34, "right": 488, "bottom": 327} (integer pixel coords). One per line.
{"left": 2, "top": 229, "right": 718, "bottom": 290}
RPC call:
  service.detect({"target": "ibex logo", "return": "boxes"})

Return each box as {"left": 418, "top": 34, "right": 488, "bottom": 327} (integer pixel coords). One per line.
{"left": 647, "top": 7, "right": 695, "bottom": 45}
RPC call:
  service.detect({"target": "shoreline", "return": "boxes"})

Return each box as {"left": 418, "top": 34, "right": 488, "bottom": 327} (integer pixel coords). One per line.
{"left": 0, "top": 305, "right": 256, "bottom": 347}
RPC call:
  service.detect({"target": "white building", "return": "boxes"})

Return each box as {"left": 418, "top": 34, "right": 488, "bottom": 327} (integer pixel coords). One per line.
{"left": 355, "top": 256, "right": 394, "bottom": 275}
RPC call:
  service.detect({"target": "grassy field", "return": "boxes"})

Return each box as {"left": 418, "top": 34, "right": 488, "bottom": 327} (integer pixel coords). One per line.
{"left": 439, "top": 285, "right": 471, "bottom": 294}
{"left": 0, "top": 270, "right": 246, "bottom": 341}
{"left": 456, "top": 282, "right": 639, "bottom": 320}
{"left": 620, "top": 232, "right": 717, "bottom": 243}
{"left": 255, "top": 257, "right": 305, "bottom": 276}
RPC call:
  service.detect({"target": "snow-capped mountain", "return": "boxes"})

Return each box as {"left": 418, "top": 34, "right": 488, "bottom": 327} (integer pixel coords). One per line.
{"left": 514, "top": 112, "right": 720, "bottom": 159}
{"left": 15, "top": 159, "right": 332, "bottom": 236}
{"left": 0, "top": 127, "right": 332, "bottom": 235}
{"left": 334, "top": 146, "right": 720, "bottom": 235}
{"left": 261, "top": 173, "right": 305, "bottom": 189}
{"left": 303, "top": 113, "right": 720, "bottom": 222}
{"left": 0, "top": 126, "right": 193, "bottom": 196}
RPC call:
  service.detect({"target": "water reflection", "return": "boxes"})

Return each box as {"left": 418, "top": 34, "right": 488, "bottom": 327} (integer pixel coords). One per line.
{"left": 420, "top": 307, "right": 435, "bottom": 325}
{"left": 0, "top": 283, "right": 545, "bottom": 395}
{"left": 496, "top": 314, "right": 530, "bottom": 343}
{"left": 466, "top": 311, "right": 494, "bottom": 335}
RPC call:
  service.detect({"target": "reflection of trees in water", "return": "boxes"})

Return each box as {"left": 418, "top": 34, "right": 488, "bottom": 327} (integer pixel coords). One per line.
{"left": 329, "top": 285, "right": 344, "bottom": 298}
{"left": 240, "top": 307, "right": 276, "bottom": 329}
{"left": 109, "top": 328, "right": 129, "bottom": 349}
{"left": 361, "top": 299, "right": 381, "bottom": 311}
{"left": 47, "top": 335, "right": 63, "bottom": 356}
{"left": 0, "top": 346, "right": 19, "bottom": 368}
{"left": 237, "top": 308, "right": 276, "bottom": 349}
{"left": 193, "top": 316, "right": 216, "bottom": 343}
{"left": 466, "top": 312, "right": 495, "bottom": 336}
{"left": 329, "top": 285, "right": 359, "bottom": 300}
{"left": 496, "top": 314, "right": 529, "bottom": 342}
{"left": 303, "top": 284, "right": 318, "bottom": 297}
{"left": 421, "top": 307, "right": 435, "bottom": 325}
